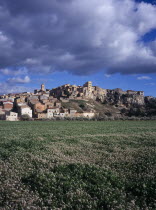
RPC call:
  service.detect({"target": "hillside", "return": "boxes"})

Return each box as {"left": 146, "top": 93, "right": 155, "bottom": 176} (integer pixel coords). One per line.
{"left": 62, "top": 99, "right": 121, "bottom": 116}
{"left": 50, "top": 81, "right": 156, "bottom": 118}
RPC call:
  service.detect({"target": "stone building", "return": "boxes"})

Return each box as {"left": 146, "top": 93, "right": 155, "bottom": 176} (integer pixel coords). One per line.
{"left": 55, "top": 101, "right": 62, "bottom": 108}
{"left": 2, "top": 101, "right": 13, "bottom": 111}
{"left": 37, "top": 113, "right": 47, "bottom": 119}
{"left": 127, "top": 90, "right": 144, "bottom": 96}
{"left": 83, "top": 81, "right": 93, "bottom": 92}
{"left": 41, "top": 84, "right": 45, "bottom": 92}
{"left": 50, "top": 81, "right": 108, "bottom": 101}
{"left": 34, "top": 84, "right": 49, "bottom": 95}
{"left": 33, "top": 102, "right": 46, "bottom": 115}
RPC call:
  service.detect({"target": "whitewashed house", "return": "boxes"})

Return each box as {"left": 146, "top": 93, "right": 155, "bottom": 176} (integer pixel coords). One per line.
{"left": 6, "top": 112, "right": 18, "bottom": 121}
{"left": 47, "top": 109, "right": 54, "bottom": 118}
{"left": 82, "top": 112, "right": 95, "bottom": 118}
{"left": 69, "top": 108, "right": 77, "bottom": 117}
{"left": 20, "top": 105, "right": 32, "bottom": 118}
{"left": 48, "top": 107, "right": 60, "bottom": 114}
{"left": 59, "top": 112, "right": 67, "bottom": 117}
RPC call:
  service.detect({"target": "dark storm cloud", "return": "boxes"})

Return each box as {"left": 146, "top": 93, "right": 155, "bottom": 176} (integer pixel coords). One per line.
{"left": 0, "top": 0, "right": 156, "bottom": 76}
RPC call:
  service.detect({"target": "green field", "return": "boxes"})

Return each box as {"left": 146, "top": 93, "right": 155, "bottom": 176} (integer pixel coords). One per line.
{"left": 0, "top": 121, "right": 156, "bottom": 209}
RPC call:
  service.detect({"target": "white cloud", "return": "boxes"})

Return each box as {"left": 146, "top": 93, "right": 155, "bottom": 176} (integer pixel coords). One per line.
{"left": 0, "top": 83, "right": 33, "bottom": 94}
{"left": 137, "top": 76, "right": 152, "bottom": 80}
{"left": 0, "top": 68, "right": 28, "bottom": 76}
{"left": 0, "top": 31, "right": 8, "bottom": 42}
{"left": 7, "top": 76, "right": 31, "bottom": 84}
{"left": 105, "top": 74, "right": 111, "bottom": 78}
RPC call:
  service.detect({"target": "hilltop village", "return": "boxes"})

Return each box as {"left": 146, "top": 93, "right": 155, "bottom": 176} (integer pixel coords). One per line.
{"left": 0, "top": 81, "right": 155, "bottom": 121}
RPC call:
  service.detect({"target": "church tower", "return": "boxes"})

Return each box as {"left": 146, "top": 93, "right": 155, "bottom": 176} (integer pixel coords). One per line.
{"left": 41, "top": 84, "right": 45, "bottom": 91}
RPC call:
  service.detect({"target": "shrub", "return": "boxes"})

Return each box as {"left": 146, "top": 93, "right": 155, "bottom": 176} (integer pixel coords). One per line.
{"left": 20, "top": 114, "right": 32, "bottom": 121}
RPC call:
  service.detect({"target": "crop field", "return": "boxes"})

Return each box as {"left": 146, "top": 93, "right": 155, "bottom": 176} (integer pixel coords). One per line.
{"left": 0, "top": 121, "right": 156, "bottom": 209}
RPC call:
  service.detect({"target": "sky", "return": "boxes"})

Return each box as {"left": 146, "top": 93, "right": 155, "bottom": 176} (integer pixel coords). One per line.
{"left": 0, "top": 0, "right": 156, "bottom": 96}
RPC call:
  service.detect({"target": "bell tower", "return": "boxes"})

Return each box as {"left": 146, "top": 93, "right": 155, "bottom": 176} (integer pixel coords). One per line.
{"left": 41, "top": 84, "right": 45, "bottom": 91}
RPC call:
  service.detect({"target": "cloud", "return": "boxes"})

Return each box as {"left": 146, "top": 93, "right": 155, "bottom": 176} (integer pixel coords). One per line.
{"left": 7, "top": 76, "right": 31, "bottom": 84}
{"left": 105, "top": 74, "right": 111, "bottom": 78}
{"left": 0, "top": 68, "right": 28, "bottom": 76}
{"left": 0, "top": 0, "right": 156, "bottom": 76}
{"left": 137, "top": 76, "right": 152, "bottom": 80}
{"left": 0, "top": 83, "right": 32, "bottom": 94}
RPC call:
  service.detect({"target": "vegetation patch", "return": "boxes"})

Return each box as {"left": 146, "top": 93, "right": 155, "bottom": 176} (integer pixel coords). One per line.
{"left": 0, "top": 121, "right": 155, "bottom": 209}
{"left": 22, "top": 164, "right": 125, "bottom": 209}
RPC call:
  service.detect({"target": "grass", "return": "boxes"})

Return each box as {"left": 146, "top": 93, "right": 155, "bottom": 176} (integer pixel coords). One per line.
{"left": 0, "top": 121, "right": 156, "bottom": 209}
{"left": 62, "top": 99, "right": 120, "bottom": 114}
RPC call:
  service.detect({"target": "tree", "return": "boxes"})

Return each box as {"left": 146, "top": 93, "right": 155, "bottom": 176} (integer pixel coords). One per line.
{"left": 64, "top": 90, "right": 70, "bottom": 97}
